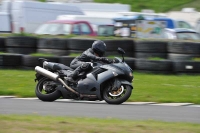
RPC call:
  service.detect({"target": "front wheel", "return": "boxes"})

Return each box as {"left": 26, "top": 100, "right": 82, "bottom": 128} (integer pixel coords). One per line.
{"left": 103, "top": 84, "right": 132, "bottom": 104}
{"left": 35, "top": 77, "right": 61, "bottom": 102}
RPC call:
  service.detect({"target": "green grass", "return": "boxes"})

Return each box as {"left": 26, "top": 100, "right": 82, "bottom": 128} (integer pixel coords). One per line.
{"left": 130, "top": 72, "right": 200, "bottom": 103}
{"left": 170, "top": 0, "right": 200, "bottom": 11}
{"left": 192, "top": 57, "right": 200, "bottom": 61}
{"left": 0, "top": 70, "right": 200, "bottom": 104}
{"left": 38, "top": 0, "right": 46, "bottom": 2}
{"left": 30, "top": 53, "right": 55, "bottom": 57}
{"left": 0, "top": 33, "right": 123, "bottom": 40}
{"left": 94, "top": 0, "right": 195, "bottom": 12}
{"left": 69, "top": 53, "right": 81, "bottom": 57}
{"left": 0, "top": 70, "right": 36, "bottom": 97}
{"left": 0, "top": 52, "right": 5, "bottom": 54}
{"left": 0, "top": 114, "right": 199, "bottom": 133}
{"left": 148, "top": 57, "right": 166, "bottom": 61}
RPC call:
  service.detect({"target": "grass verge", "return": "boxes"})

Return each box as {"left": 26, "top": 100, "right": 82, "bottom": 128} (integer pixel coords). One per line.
{"left": 69, "top": 53, "right": 82, "bottom": 57}
{"left": 0, "top": 114, "right": 199, "bottom": 133}
{"left": 30, "top": 53, "right": 55, "bottom": 57}
{"left": 0, "top": 70, "right": 200, "bottom": 104}
{"left": 170, "top": 0, "right": 200, "bottom": 11}
{"left": 192, "top": 57, "right": 200, "bottom": 61}
{"left": 148, "top": 57, "right": 166, "bottom": 61}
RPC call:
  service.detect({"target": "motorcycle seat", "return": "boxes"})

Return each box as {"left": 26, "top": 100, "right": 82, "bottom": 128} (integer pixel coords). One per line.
{"left": 52, "top": 63, "right": 74, "bottom": 71}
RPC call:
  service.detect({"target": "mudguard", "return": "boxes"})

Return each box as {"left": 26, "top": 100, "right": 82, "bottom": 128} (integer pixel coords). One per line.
{"left": 35, "top": 73, "right": 44, "bottom": 82}
{"left": 118, "top": 78, "right": 133, "bottom": 89}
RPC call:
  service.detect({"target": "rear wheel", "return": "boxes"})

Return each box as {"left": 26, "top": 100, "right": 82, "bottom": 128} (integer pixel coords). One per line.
{"left": 103, "top": 84, "right": 132, "bottom": 104}
{"left": 35, "top": 77, "right": 61, "bottom": 102}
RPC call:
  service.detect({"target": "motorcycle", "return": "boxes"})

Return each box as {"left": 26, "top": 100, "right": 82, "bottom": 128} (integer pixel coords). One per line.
{"left": 34, "top": 47, "right": 134, "bottom": 104}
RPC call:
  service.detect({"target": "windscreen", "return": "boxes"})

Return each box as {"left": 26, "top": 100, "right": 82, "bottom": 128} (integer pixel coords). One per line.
{"left": 98, "top": 25, "right": 114, "bottom": 36}
{"left": 34, "top": 23, "right": 71, "bottom": 35}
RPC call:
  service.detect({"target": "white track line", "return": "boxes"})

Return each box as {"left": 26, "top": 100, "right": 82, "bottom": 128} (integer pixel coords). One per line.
{"left": 123, "top": 102, "right": 156, "bottom": 105}
{"left": 55, "top": 99, "right": 106, "bottom": 104}
{"left": 0, "top": 96, "right": 16, "bottom": 98}
{"left": 12, "top": 98, "right": 39, "bottom": 100}
{"left": 186, "top": 105, "right": 200, "bottom": 108}
{"left": 151, "top": 103, "right": 194, "bottom": 106}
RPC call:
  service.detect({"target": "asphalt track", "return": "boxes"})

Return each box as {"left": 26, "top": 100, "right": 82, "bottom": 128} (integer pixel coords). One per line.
{"left": 0, "top": 97, "right": 200, "bottom": 123}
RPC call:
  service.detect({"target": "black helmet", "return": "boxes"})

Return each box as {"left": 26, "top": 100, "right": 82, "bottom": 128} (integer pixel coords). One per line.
{"left": 92, "top": 40, "right": 106, "bottom": 57}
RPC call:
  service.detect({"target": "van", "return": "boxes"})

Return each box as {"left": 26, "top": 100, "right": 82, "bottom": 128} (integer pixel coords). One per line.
{"left": 113, "top": 15, "right": 194, "bottom": 38}
{"left": 0, "top": 12, "right": 11, "bottom": 33}
{"left": 153, "top": 17, "right": 194, "bottom": 29}
{"left": 0, "top": 0, "right": 84, "bottom": 33}
{"left": 196, "top": 19, "right": 200, "bottom": 34}
{"left": 166, "top": 9, "right": 200, "bottom": 27}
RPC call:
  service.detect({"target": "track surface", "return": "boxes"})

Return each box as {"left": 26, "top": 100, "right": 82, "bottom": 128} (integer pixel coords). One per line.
{"left": 0, "top": 97, "right": 200, "bottom": 123}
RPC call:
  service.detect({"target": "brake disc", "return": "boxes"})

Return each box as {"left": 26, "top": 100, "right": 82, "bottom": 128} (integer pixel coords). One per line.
{"left": 109, "top": 86, "right": 124, "bottom": 97}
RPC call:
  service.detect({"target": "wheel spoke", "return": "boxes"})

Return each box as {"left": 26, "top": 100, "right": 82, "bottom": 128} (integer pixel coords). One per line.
{"left": 39, "top": 80, "right": 57, "bottom": 94}
{"left": 106, "top": 86, "right": 128, "bottom": 100}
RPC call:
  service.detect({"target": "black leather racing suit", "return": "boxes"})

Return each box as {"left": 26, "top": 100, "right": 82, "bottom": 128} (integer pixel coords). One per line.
{"left": 68, "top": 48, "right": 110, "bottom": 80}
{"left": 70, "top": 48, "right": 99, "bottom": 69}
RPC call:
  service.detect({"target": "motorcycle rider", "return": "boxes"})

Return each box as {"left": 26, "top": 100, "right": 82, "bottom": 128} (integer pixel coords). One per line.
{"left": 66, "top": 40, "right": 114, "bottom": 83}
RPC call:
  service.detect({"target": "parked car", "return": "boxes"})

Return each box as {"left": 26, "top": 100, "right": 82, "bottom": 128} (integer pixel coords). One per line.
{"left": 56, "top": 15, "right": 115, "bottom": 36}
{"left": 34, "top": 20, "right": 97, "bottom": 36}
{"left": 96, "top": 24, "right": 114, "bottom": 36}
{"left": 164, "top": 28, "right": 200, "bottom": 40}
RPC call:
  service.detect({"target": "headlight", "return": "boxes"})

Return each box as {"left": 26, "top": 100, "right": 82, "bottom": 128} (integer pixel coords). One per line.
{"left": 129, "top": 72, "right": 133, "bottom": 77}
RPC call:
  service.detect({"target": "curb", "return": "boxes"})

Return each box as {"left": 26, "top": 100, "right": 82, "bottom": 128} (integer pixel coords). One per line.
{"left": 0, "top": 96, "right": 199, "bottom": 107}
{"left": 0, "top": 96, "right": 16, "bottom": 98}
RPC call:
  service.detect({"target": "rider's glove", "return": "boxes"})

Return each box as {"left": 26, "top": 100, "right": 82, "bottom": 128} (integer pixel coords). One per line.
{"left": 102, "top": 58, "right": 113, "bottom": 64}
{"left": 97, "top": 57, "right": 106, "bottom": 61}
{"left": 106, "top": 59, "right": 114, "bottom": 64}
{"left": 97, "top": 57, "right": 112, "bottom": 64}
{"left": 113, "top": 59, "right": 120, "bottom": 63}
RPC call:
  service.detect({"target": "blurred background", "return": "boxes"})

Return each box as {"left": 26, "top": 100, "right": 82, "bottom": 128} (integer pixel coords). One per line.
{"left": 0, "top": 0, "right": 200, "bottom": 39}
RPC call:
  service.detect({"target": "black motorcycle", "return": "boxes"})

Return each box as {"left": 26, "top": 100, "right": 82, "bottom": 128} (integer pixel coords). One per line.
{"left": 34, "top": 48, "right": 134, "bottom": 104}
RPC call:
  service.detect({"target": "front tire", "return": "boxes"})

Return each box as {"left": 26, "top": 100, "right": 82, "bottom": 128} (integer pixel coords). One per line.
{"left": 103, "top": 84, "right": 132, "bottom": 104}
{"left": 35, "top": 77, "right": 61, "bottom": 102}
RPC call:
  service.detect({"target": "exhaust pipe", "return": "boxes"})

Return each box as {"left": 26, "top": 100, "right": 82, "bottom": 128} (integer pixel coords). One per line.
{"left": 35, "top": 66, "right": 59, "bottom": 81}
{"left": 35, "top": 66, "right": 79, "bottom": 95}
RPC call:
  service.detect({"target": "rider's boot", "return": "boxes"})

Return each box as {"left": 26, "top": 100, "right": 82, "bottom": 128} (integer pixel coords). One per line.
{"left": 65, "top": 63, "right": 92, "bottom": 84}
{"left": 65, "top": 67, "right": 81, "bottom": 83}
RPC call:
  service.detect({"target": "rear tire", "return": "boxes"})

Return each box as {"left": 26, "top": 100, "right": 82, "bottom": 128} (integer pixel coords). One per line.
{"left": 103, "top": 84, "right": 132, "bottom": 104}
{"left": 35, "top": 77, "right": 61, "bottom": 102}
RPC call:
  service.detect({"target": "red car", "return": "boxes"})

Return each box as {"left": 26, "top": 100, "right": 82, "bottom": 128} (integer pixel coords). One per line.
{"left": 34, "top": 20, "right": 97, "bottom": 36}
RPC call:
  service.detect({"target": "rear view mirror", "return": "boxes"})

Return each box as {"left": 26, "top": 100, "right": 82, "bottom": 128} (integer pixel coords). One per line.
{"left": 117, "top": 47, "right": 125, "bottom": 55}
